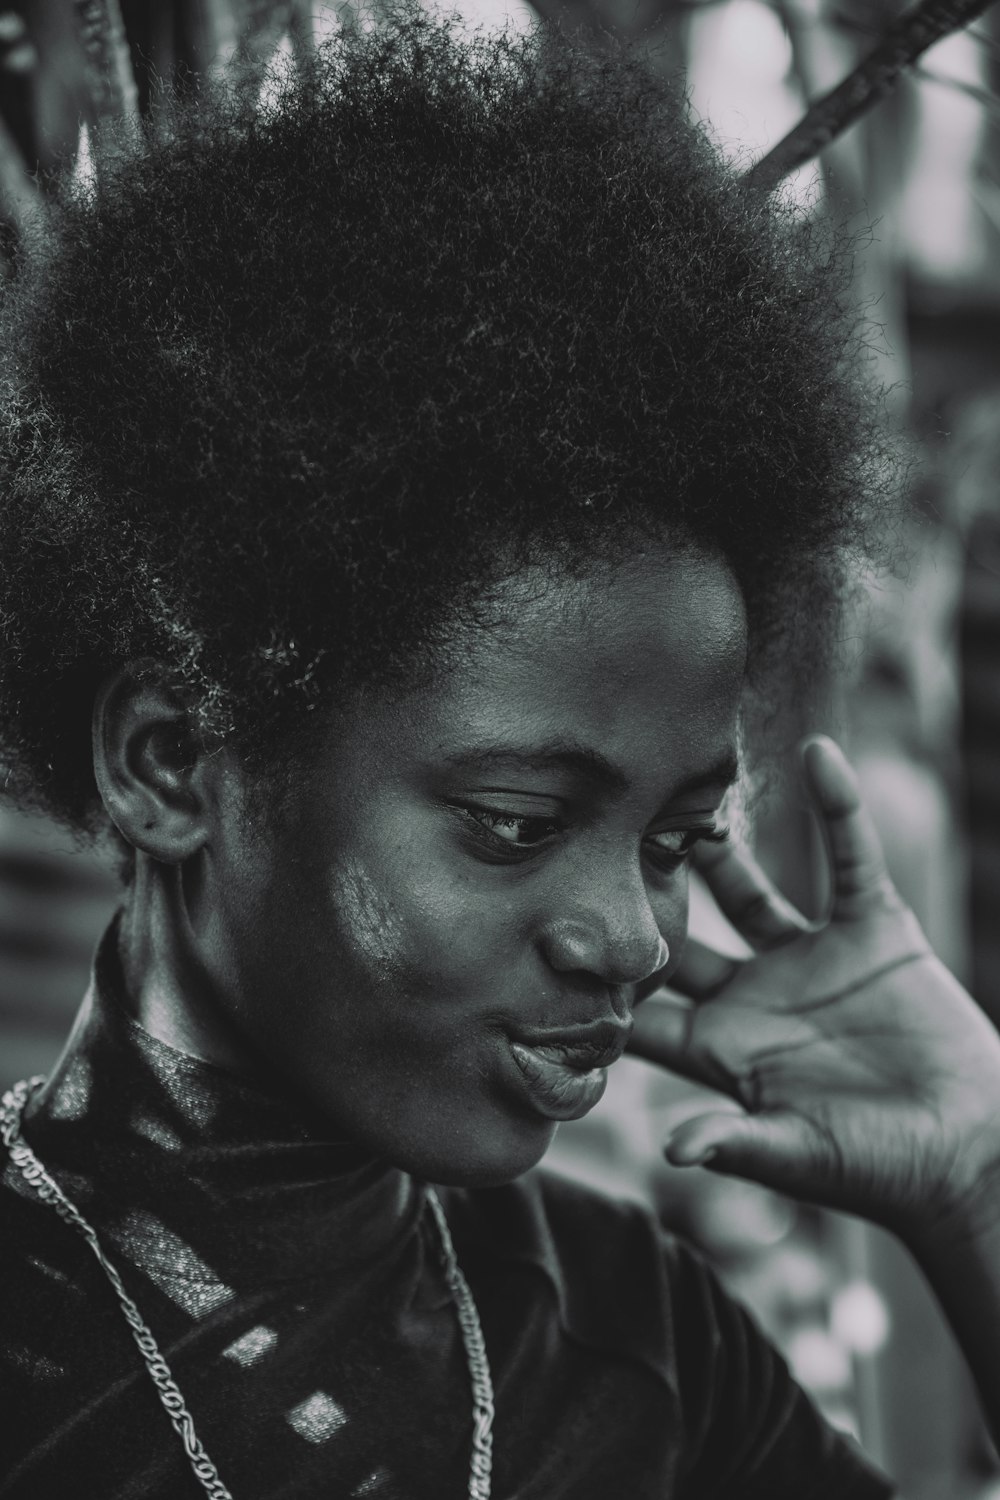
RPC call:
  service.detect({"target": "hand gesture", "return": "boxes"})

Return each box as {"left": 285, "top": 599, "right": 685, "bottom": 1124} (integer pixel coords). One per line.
{"left": 629, "top": 737, "right": 1000, "bottom": 1241}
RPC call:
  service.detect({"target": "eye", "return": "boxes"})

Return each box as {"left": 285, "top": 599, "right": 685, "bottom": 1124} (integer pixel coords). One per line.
{"left": 645, "top": 823, "right": 730, "bottom": 866}
{"left": 463, "top": 807, "right": 562, "bottom": 850}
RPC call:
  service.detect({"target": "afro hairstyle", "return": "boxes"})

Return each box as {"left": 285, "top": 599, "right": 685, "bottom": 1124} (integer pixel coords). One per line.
{"left": 0, "top": 3, "right": 895, "bottom": 833}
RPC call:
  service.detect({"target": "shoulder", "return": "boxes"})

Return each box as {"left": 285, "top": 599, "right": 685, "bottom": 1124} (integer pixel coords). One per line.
{"left": 0, "top": 1162, "right": 116, "bottom": 1385}
{"left": 0, "top": 1159, "right": 82, "bottom": 1298}
{"left": 0, "top": 1163, "right": 112, "bottom": 1474}
{"left": 442, "top": 1172, "right": 895, "bottom": 1498}
{"left": 440, "top": 1167, "right": 699, "bottom": 1385}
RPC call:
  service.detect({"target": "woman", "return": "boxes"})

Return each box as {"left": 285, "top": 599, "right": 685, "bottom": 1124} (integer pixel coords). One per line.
{"left": 2, "top": 11, "right": 999, "bottom": 1497}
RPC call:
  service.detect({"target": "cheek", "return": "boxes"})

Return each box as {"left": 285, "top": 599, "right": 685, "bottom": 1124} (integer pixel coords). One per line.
{"left": 325, "top": 849, "right": 522, "bottom": 1003}
{"left": 329, "top": 856, "right": 411, "bottom": 982}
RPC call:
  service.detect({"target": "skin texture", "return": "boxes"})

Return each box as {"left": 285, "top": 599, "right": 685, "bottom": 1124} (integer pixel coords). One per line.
{"left": 87, "top": 539, "right": 1000, "bottom": 1448}
{"left": 97, "top": 548, "right": 747, "bottom": 1185}
{"left": 631, "top": 742, "right": 1000, "bottom": 1238}
{"left": 628, "top": 738, "right": 1000, "bottom": 1451}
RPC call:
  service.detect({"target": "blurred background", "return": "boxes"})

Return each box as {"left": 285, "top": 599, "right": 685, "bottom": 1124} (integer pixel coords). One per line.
{"left": 3, "top": 0, "right": 1000, "bottom": 1493}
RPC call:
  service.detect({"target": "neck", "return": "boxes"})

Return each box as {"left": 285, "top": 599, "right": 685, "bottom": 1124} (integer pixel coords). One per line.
{"left": 24, "top": 922, "right": 421, "bottom": 1288}
{"left": 119, "top": 854, "right": 266, "bottom": 1081}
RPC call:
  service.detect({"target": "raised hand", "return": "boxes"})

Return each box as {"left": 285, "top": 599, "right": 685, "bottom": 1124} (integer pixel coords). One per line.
{"left": 629, "top": 737, "right": 1000, "bottom": 1240}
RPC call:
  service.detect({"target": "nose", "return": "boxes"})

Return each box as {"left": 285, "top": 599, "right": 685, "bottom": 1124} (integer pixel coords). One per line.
{"left": 541, "top": 862, "right": 672, "bottom": 986}
{"left": 545, "top": 922, "right": 669, "bottom": 986}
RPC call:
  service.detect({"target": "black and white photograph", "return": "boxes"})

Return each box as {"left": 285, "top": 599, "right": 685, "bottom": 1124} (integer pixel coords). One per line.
{"left": 3, "top": 1, "right": 1000, "bottom": 1495}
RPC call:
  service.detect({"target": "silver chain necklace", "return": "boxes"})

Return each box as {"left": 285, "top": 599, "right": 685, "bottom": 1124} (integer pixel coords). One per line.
{"left": 1, "top": 1076, "right": 495, "bottom": 1500}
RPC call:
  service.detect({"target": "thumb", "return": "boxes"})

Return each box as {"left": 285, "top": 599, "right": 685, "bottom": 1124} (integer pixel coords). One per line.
{"left": 665, "top": 1109, "right": 821, "bottom": 1192}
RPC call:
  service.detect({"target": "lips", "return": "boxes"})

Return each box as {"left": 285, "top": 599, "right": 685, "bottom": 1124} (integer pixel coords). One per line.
{"left": 505, "top": 1018, "right": 631, "bottom": 1122}
{"left": 508, "top": 1019, "right": 632, "bottom": 1072}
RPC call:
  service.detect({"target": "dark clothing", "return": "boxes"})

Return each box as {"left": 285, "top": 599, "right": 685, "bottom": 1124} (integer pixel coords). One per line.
{"left": 0, "top": 941, "right": 893, "bottom": 1498}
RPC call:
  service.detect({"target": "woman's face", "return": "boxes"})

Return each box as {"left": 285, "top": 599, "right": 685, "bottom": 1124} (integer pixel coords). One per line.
{"left": 197, "top": 549, "right": 747, "bottom": 1184}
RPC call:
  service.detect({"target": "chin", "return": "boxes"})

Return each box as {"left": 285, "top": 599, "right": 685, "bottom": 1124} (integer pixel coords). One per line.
{"left": 391, "top": 1116, "right": 558, "bottom": 1189}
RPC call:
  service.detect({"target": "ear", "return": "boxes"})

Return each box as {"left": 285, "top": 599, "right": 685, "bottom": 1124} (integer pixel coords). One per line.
{"left": 92, "top": 663, "right": 219, "bottom": 863}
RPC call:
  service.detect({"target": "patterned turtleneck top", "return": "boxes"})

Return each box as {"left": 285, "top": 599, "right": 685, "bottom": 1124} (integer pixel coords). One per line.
{"left": 0, "top": 927, "right": 892, "bottom": 1498}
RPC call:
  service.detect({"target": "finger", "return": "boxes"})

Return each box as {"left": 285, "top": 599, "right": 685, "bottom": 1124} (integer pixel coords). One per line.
{"left": 627, "top": 993, "right": 711, "bottom": 1088}
{"left": 667, "top": 936, "right": 742, "bottom": 1001}
{"left": 665, "top": 1108, "right": 821, "bottom": 1196}
{"left": 631, "top": 989, "right": 801, "bottom": 1106}
{"left": 801, "top": 736, "right": 895, "bottom": 922}
{"left": 627, "top": 990, "right": 753, "bottom": 1100}
{"left": 692, "top": 837, "right": 809, "bottom": 950}
{"left": 634, "top": 961, "right": 674, "bottom": 1004}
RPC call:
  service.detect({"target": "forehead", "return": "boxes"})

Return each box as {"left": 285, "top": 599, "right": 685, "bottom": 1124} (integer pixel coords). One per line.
{"left": 381, "top": 549, "right": 748, "bottom": 796}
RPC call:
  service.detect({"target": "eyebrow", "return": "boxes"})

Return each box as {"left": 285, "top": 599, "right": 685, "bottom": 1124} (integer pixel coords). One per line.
{"left": 442, "top": 740, "right": 739, "bottom": 801}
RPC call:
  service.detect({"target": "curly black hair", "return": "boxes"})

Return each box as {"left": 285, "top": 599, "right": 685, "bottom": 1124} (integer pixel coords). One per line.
{"left": 0, "top": 4, "right": 894, "bottom": 832}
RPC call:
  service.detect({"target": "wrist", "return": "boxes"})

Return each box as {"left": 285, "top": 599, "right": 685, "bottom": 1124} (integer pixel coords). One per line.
{"left": 901, "top": 1150, "right": 1000, "bottom": 1457}
{"left": 900, "top": 1143, "right": 1000, "bottom": 1263}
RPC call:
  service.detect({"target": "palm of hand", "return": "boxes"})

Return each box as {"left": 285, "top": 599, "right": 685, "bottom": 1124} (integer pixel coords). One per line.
{"left": 629, "top": 740, "right": 1000, "bottom": 1238}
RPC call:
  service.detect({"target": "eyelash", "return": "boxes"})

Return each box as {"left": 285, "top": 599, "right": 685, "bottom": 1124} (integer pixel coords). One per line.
{"left": 458, "top": 806, "right": 730, "bottom": 864}
{"left": 645, "top": 823, "right": 731, "bottom": 866}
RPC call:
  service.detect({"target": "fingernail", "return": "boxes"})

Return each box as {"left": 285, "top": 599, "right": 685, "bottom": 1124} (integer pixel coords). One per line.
{"left": 666, "top": 1138, "right": 717, "bottom": 1168}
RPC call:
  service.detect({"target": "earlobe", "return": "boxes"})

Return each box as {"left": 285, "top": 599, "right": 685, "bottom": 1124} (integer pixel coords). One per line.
{"left": 92, "top": 664, "right": 211, "bottom": 863}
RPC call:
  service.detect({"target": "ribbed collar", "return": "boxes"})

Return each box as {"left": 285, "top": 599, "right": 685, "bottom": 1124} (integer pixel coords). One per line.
{"left": 22, "top": 921, "right": 425, "bottom": 1293}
